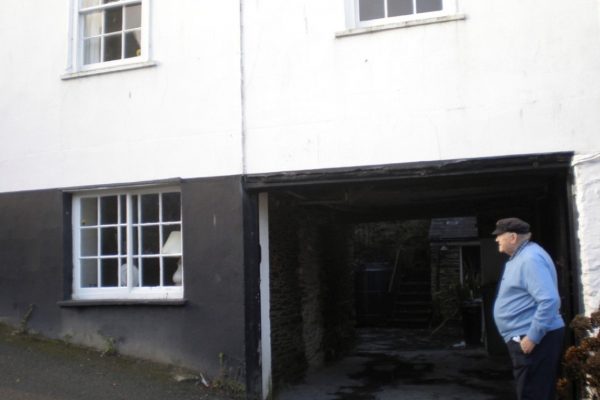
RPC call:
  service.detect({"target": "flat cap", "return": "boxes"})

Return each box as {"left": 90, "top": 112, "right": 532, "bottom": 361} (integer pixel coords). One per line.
{"left": 492, "top": 217, "right": 530, "bottom": 235}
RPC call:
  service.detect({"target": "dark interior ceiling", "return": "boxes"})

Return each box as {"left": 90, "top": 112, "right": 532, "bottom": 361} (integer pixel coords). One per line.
{"left": 246, "top": 153, "right": 572, "bottom": 223}
{"left": 277, "top": 171, "right": 560, "bottom": 222}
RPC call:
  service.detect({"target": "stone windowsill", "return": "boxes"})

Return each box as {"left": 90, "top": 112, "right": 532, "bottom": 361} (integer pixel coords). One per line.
{"left": 61, "top": 60, "right": 157, "bottom": 80}
{"left": 57, "top": 299, "right": 187, "bottom": 307}
{"left": 336, "top": 14, "right": 466, "bottom": 38}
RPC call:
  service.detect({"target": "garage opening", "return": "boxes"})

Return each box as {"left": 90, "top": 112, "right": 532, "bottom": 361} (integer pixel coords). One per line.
{"left": 248, "top": 153, "right": 576, "bottom": 399}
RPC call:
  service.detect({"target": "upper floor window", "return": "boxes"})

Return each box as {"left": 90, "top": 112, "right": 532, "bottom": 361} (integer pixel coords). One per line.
{"left": 350, "top": 0, "right": 457, "bottom": 28}
{"left": 70, "top": 0, "right": 149, "bottom": 72}
{"left": 72, "top": 187, "right": 183, "bottom": 300}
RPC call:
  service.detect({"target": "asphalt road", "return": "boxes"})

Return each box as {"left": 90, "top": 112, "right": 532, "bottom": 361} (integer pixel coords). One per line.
{"left": 0, "top": 324, "right": 236, "bottom": 400}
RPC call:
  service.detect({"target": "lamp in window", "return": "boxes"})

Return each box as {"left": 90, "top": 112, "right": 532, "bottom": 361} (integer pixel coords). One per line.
{"left": 162, "top": 231, "right": 183, "bottom": 285}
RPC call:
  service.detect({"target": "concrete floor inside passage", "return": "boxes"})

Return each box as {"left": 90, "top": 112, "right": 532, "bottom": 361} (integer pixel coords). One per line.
{"left": 277, "top": 327, "right": 516, "bottom": 400}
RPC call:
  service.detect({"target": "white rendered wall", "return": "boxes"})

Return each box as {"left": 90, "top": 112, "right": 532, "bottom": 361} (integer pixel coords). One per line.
{"left": 0, "top": 1, "right": 243, "bottom": 193}
{"left": 3, "top": 1, "right": 600, "bottom": 189}
{"left": 242, "top": 0, "right": 600, "bottom": 173}
{"left": 573, "top": 154, "right": 600, "bottom": 315}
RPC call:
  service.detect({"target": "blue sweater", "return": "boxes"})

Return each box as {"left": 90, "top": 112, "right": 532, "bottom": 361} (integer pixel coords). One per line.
{"left": 493, "top": 242, "right": 564, "bottom": 343}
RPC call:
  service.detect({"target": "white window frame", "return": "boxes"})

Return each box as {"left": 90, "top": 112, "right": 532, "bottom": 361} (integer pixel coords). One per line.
{"left": 72, "top": 186, "right": 183, "bottom": 301}
{"left": 346, "top": 0, "right": 458, "bottom": 29}
{"left": 67, "top": 0, "right": 150, "bottom": 73}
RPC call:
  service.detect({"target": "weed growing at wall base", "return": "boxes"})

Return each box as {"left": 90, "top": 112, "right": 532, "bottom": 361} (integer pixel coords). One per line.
{"left": 13, "top": 304, "right": 35, "bottom": 335}
{"left": 211, "top": 352, "right": 245, "bottom": 399}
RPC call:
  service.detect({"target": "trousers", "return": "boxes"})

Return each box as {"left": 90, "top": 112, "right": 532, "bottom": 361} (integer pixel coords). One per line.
{"left": 506, "top": 327, "right": 565, "bottom": 400}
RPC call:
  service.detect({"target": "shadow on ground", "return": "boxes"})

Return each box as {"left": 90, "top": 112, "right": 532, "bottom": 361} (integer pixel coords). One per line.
{"left": 278, "top": 327, "right": 516, "bottom": 400}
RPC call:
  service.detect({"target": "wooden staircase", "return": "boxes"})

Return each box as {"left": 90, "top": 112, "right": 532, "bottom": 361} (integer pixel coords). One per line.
{"left": 389, "top": 269, "right": 432, "bottom": 328}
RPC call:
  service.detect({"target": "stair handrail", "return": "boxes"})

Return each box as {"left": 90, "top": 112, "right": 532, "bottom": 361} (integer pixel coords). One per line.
{"left": 388, "top": 247, "right": 403, "bottom": 293}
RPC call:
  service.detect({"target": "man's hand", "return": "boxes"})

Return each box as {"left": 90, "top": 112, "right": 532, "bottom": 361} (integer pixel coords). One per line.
{"left": 520, "top": 336, "right": 536, "bottom": 354}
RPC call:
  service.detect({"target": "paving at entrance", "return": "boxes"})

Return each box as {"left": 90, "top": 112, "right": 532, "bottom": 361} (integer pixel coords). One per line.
{"left": 278, "top": 328, "right": 516, "bottom": 400}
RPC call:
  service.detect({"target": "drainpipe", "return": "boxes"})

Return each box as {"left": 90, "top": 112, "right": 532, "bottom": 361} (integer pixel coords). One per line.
{"left": 240, "top": 6, "right": 262, "bottom": 400}
{"left": 239, "top": 0, "right": 247, "bottom": 176}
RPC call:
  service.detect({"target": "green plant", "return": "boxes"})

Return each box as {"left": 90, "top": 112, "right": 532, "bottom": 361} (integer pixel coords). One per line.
{"left": 431, "top": 287, "right": 459, "bottom": 321}
{"left": 99, "top": 334, "right": 118, "bottom": 357}
{"left": 457, "top": 273, "right": 481, "bottom": 304}
{"left": 211, "top": 352, "right": 245, "bottom": 399}
{"left": 13, "top": 304, "right": 35, "bottom": 335}
{"left": 557, "top": 306, "right": 600, "bottom": 399}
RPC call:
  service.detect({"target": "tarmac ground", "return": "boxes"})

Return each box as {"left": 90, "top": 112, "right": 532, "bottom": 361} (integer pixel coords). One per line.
{"left": 0, "top": 322, "right": 517, "bottom": 400}
{"left": 0, "top": 323, "right": 238, "bottom": 400}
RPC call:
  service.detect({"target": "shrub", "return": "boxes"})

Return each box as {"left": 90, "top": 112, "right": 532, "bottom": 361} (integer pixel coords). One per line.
{"left": 558, "top": 308, "right": 600, "bottom": 399}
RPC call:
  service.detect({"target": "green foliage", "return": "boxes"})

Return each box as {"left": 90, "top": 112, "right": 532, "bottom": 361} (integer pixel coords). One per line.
{"left": 353, "top": 220, "right": 430, "bottom": 265}
{"left": 211, "top": 352, "right": 245, "bottom": 399}
{"left": 431, "top": 286, "right": 460, "bottom": 324}
{"left": 99, "top": 334, "right": 118, "bottom": 357}
{"left": 458, "top": 274, "right": 481, "bottom": 303}
{"left": 13, "top": 304, "right": 35, "bottom": 335}
{"left": 431, "top": 277, "right": 482, "bottom": 325}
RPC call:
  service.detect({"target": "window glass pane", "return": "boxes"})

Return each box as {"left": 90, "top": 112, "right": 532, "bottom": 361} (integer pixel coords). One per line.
{"left": 103, "top": 0, "right": 120, "bottom": 3}
{"left": 80, "top": 197, "right": 98, "bottom": 226}
{"left": 119, "top": 195, "right": 126, "bottom": 224}
{"left": 100, "top": 258, "right": 118, "bottom": 287}
{"left": 125, "top": 4, "right": 141, "bottom": 29}
{"left": 132, "top": 226, "right": 139, "bottom": 255}
{"left": 141, "top": 194, "right": 159, "bottom": 223}
{"left": 359, "top": 0, "right": 385, "bottom": 21}
{"left": 124, "top": 30, "right": 141, "bottom": 58}
{"left": 84, "top": 37, "right": 101, "bottom": 64}
{"left": 104, "top": 34, "right": 122, "bottom": 61}
{"left": 104, "top": 7, "right": 123, "bottom": 33}
{"left": 416, "top": 0, "right": 442, "bottom": 13}
{"left": 134, "top": 259, "right": 142, "bottom": 286}
{"left": 76, "top": 188, "right": 185, "bottom": 293}
{"left": 100, "top": 196, "right": 118, "bottom": 224}
{"left": 81, "top": 259, "right": 98, "bottom": 287}
{"left": 119, "top": 226, "right": 127, "bottom": 254}
{"left": 119, "top": 261, "right": 140, "bottom": 287}
{"left": 119, "top": 258, "right": 126, "bottom": 287}
{"left": 141, "top": 258, "right": 160, "bottom": 286}
{"left": 81, "top": 0, "right": 100, "bottom": 8}
{"left": 162, "top": 228, "right": 181, "bottom": 254}
{"left": 83, "top": 12, "right": 102, "bottom": 37}
{"left": 163, "top": 257, "right": 181, "bottom": 286}
{"left": 388, "top": 0, "right": 414, "bottom": 17}
{"left": 81, "top": 228, "right": 98, "bottom": 256}
{"left": 101, "top": 227, "right": 118, "bottom": 255}
{"left": 133, "top": 262, "right": 140, "bottom": 287}
{"left": 162, "top": 192, "right": 181, "bottom": 222}
{"left": 141, "top": 225, "right": 159, "bottom": 254}
{"left": 131, "top": 195, "right": 138, "bottom": 223}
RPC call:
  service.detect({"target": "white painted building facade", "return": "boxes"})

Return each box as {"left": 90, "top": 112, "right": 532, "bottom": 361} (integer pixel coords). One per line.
{"left": 1, "top": 0, "right": 600, "bottom": 398}
{"left": 1, "top": 0, "right": 243, "bottom": 193}
{"left": 3, "top": 1, "right": 599, "bottom": 191}
{"left": 240, "top": 0, "right": 600, "bottom": 316}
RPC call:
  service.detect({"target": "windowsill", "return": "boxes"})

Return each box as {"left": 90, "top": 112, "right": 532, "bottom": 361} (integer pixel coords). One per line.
{"left": 335, "top": 13, "right": 466, "bottom": 38}
{"left": 61, "top": 60, "right": 157, "bottom": 80}
{"left": 57, "top": 299, "right": 187, "bottom": 307}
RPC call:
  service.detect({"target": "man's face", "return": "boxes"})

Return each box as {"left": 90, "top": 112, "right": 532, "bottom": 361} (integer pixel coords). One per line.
{"left": 495, "top": 232, "right": 517, "bottom": 255}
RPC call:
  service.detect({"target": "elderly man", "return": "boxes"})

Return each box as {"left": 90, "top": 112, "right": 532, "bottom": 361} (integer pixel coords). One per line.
{"left": 492, "top": 217, "right": 565, "bottom": 400}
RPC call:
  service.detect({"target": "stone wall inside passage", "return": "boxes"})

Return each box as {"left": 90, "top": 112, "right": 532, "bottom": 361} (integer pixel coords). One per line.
{"left": 268, "top": 194, "right": 354, "bottom": 388}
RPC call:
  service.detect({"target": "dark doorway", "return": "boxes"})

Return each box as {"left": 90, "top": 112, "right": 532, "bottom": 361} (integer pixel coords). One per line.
{"left": 246, "top": 153, "right": 576, "bottom": 398}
